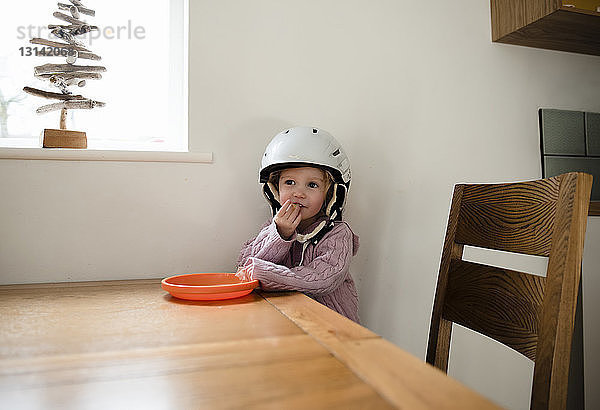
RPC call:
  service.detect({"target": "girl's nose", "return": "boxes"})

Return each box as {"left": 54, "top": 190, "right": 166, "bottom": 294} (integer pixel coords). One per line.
{"left": 293, "top": 189, "right": 305, "bottom": 198}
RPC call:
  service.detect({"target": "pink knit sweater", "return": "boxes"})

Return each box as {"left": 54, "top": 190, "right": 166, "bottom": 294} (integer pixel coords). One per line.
{"left": 238, "top": 218, "right": 360, "bottom": 323}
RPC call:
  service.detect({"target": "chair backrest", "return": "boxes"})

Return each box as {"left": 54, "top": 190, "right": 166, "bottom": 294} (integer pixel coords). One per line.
{"left": 426, "top": 172, "right": 592, "bottom": 410}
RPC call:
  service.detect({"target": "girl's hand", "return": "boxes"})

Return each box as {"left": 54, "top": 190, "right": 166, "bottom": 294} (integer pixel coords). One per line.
{"left": 274, "top": 199, "right": 301, "bottom": 240}
{"left": 236, "top": 264, "right": 254, "bottom": 281}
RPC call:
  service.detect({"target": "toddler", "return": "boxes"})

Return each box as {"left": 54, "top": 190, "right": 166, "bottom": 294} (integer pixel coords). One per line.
{"left": 237, "top": 126, "right": 360, "bottom": 323}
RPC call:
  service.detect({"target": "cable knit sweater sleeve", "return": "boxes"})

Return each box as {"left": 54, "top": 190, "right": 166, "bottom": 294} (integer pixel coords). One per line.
{"left": 244, "top": 223, "right": 353, "bottom": 296}
{"left": 237, "top": 219, "right": 295, "bottom": 267}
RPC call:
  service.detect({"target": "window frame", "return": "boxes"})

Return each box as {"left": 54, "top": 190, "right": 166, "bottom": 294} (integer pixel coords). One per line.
{"left": 0, "top": 0, "right": 189, "bottom": 153}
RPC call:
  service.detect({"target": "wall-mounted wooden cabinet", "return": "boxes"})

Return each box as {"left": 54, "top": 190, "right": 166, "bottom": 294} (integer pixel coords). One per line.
{"left": 491, "top": 0, "right": 600, "bottom": 56}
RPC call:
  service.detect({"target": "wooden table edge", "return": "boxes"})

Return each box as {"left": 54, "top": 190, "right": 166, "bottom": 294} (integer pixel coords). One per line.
{"left": 0, "top": 278, "right": 162, "bottom": 290}
{"left": 260, "top": 291, "right": 502, "bottom": 409}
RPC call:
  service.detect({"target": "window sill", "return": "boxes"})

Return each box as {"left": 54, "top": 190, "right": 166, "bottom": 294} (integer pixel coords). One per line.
{"left": 0, "top": 148, "right": 213, "bottom": 163}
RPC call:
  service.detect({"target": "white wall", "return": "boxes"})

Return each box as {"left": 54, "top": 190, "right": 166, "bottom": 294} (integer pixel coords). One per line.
{"left": 1, "top": 1, "right": 599, "bottom": 408}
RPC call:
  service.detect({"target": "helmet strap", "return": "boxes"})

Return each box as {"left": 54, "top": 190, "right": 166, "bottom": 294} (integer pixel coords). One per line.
{"left": 296, "top": 219, "right": 329, "bottom": 267}
{"left": 325, "top": 183, "right": 338, "bottom": 217}
{"left": 262, "top": 183, "right": 280, "bottom": 216}
{"left": 325, "top": 183, "right": 347, "bottom": 221}
{"left": 296, "top": 220, "right": 327, "bottom": 244}
{"left": 267, "top": 181, "right": 280, "bottom": 203}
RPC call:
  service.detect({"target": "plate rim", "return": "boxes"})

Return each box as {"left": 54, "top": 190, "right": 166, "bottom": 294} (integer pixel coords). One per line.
{"left": 161, "top": 273, "right": 259, "bottom": 294}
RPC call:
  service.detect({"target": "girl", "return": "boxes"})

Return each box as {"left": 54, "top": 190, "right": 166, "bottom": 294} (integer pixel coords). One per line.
{"left": 237, "top": 126, "right": 360, "bottom": 323}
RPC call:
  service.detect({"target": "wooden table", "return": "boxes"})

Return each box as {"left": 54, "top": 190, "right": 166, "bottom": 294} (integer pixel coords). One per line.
{"left": 0, "top": 280, "right": 501, "bottom": 409}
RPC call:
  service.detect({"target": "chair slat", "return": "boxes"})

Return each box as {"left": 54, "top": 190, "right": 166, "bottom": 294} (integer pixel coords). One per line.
{"left": 456, "top": 202, "right": 556, "bottom": 256}
{"left": 442, "top": 260, "right": 546, "bottom": 360}
{"left": 460, "top": 178, "right": 561, "bottom": 204}
{"left": 456, "top": 178, "right": 561, "bottom": 256}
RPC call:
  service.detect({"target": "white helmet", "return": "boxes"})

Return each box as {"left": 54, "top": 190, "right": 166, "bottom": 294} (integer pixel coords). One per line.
{"left": 260, "top": 126, "right": 351, "bottom": 186}
{"left": 260, "top": 127, "right": 351, "bottom": 250}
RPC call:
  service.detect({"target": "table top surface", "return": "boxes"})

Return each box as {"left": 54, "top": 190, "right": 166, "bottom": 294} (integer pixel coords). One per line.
{"left": 0, "top": 279, "right": 501, "bottom": 409}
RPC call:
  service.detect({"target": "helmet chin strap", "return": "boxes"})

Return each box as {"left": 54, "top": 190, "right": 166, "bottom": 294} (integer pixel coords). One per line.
{"left": 295, "top": 220, "right": 328, "bottom": 266}
{"left": 296, "top": 220, "right": 328, "bottom": 244}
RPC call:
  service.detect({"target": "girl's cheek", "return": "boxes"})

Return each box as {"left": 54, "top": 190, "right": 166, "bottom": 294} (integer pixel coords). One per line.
{"left": 279, "top": 189, "right": 291, "bottom": 201}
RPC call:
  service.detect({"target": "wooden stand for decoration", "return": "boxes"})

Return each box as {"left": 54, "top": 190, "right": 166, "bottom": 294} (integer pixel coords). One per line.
{"left": 43, "top": 129, "right": 87, "bottom": 149}
{"left": 42, "top": 107, "right": 87, "bottom": 148}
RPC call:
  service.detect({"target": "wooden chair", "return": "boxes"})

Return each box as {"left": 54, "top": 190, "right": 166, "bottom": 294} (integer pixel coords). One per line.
{"left": 426, "top": 172, "right": 592, "bottom": 410}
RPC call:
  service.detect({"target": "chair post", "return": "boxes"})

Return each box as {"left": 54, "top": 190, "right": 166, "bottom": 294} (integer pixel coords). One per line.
{"left": 566, "top": 278, "right": 584, "bottom": 410}
{"left": 531, "top": 173, "right": 592, "bottom": 410}
{"left": 427, "top": 185, "right": 464, "bottom": 371}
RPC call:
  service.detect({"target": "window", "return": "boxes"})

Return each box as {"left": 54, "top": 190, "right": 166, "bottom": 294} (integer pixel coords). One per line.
{"left": 0, "top": 0, "right": 188, "bottom": 151}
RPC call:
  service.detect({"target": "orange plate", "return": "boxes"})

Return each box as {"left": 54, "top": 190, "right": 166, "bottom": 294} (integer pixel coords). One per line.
{"left": 161, "top": 273, "right": 259, "bottom": 301}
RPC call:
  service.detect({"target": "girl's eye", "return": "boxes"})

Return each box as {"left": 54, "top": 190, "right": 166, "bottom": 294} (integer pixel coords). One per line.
{"left": 308, "top": 182, "right": 319, "bottom": 189}
{"left": 284, "top": 179, "right": 295, "bottom": 185}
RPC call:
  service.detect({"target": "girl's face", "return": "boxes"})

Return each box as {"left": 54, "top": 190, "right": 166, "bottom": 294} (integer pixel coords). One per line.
{"left": 278, "top": 167, "right": 329, "bottom": 226}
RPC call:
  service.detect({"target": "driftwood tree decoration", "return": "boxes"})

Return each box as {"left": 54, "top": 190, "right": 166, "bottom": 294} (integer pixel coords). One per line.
{"left": 23, "top": 0, "right": 106, "bottom": 148}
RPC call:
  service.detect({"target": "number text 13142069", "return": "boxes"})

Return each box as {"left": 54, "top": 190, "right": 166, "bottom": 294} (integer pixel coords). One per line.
{"left": 19, "top": 47, "right": 75, "bottom": 57}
